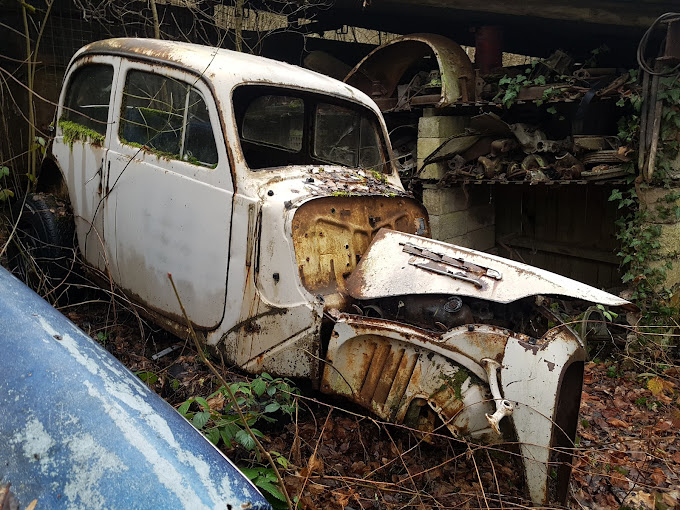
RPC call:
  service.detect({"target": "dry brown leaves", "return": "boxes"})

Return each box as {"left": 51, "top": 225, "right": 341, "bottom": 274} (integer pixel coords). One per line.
{"left": 59, "top": 302, "right": 680, "bottom": 510}
{"left": 572, "top": 361, "right": 680, "bottom": 509}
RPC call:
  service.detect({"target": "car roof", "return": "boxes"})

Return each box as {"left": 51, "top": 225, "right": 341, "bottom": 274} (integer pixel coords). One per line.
{"left": 75, "top": 38, "right": 375, "bottom": 108}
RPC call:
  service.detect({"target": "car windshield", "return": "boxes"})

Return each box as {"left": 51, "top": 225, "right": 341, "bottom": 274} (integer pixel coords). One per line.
{"left": 234, "top": 86, "right": 389, "bottom": 173}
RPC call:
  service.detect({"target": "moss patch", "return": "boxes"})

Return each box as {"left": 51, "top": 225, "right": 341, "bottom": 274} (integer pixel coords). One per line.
{"left": 59, "top": 119, "right": 105, "bottom": 149}
{"left": 439, "top": 368, "right": 470, "bottom": 400}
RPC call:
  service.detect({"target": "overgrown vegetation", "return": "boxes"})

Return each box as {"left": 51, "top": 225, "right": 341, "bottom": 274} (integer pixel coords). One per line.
{"left": 177, "top": 373, "right": 298, "bottom": 505}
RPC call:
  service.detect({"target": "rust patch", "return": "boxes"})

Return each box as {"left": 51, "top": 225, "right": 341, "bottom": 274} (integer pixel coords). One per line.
{"left": 292, "top": 195, "right": 429, "bottom": 301}
{"left": 344, "top": 34, "right": 474, "bottom": 110}
{"left": 545, "top": 360, "right": 556, "bottom": 371}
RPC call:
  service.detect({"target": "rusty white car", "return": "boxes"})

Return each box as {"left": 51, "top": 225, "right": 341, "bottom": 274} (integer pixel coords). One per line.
{"left": 14, "top": 38, "right": 633, "bottom": 506}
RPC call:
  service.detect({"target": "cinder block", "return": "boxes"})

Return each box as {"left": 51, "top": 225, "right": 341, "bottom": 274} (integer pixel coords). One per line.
{"left": 446, "top": 225, "right": 495, "bottom": 251}
{"left": 465, "top": 204, "right": 495, "bottom": 233}
{"left": 418, "top": 115, "right": 468, "bottom": 139}
{"left": 422, "top": 186, "right": 471, "bottom": 215}
{"left": 428, "top": 210, "right": 468, "bottom": 241}
{"left": 656, "top": 223, "right": 680, "bottom": 256}
{"left": 418, "top": 159, "right": 448, "bottom": 180}
{"left": 417, "top": 137, "right": 450, "bottom": 161}
{"left": 466, "top": 225, "right": 496, "bottom": 251}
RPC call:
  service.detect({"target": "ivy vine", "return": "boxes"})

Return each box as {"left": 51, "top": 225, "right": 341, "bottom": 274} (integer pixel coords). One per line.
{"left": 609, "top": 70, "right": 680, "bottom": 324}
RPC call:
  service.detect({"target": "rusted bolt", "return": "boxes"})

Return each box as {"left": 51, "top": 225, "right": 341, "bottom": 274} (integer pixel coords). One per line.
{"left": 273, "top": 273, "right": 280, "bottom": 283}
{"left": 267, "top": 190, "right": 274, "bottom": 196}
{"left": 468, "top": 325, "right": 475, "bottom": 332}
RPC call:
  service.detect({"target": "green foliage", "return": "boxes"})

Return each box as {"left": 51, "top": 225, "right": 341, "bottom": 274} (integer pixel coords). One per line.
{"left": 59, "top": 119, "right": 105, "bottom": 148}
{"left": 0, "top": 166, "right": 14, "bottom": 202}
{"left": 653, "top": 75, "right": 680, "bottom": 184}
{"left": 94, "top": 330, "right": 108, "bottom": 346}
{"left": 609, "top": 186, "right": 679, "bottom": 318}
{"left": 136, "top": 370, "right": 159, "bottom": 385}
{"left": 178, "top": 373, "right": 298, "bottom": 452}
{"left": 494, "top": 67, "right": 563, "bottom": 108}
{"left": 240, "top": 466, "right": 289, "bottom": 507}
{"left": 596, "top": 304, "right": 618, "bottom": 322}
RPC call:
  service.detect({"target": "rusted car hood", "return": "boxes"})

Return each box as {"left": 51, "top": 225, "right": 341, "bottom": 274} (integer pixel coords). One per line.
{"left": 347, "top": 229, "right": 634, "bottom": 308}
{"left": 257, "top": 166, "right": 408, "bottom": 206}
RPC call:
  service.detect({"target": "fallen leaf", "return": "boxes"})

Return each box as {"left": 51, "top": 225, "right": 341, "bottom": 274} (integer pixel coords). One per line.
{"left": 206, "top": 392, "right": 225, "bottom": 411}
{"left": 648, "top": 377, "right": 664, "bottom": 396}
{"left": 608, "top": 418, "right": 629, "bottom": 428}
{"left": 650, "top": 468, "right": 666, "bottom": 486}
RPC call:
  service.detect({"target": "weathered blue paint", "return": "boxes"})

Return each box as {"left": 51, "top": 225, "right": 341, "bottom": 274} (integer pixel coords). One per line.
{"left": 0, "top": 267, "right": 272, "bottom": 510}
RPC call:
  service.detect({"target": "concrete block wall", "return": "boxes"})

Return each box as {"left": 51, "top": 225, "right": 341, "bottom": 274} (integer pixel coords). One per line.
{"left": 639, "top": 186, "right": 680, "bottom": 290}
{"left": 417, "top": 113, "right": 467, "bottom": 180}
{"left": 423, "top": 184, "right": 496, "bottom": 252}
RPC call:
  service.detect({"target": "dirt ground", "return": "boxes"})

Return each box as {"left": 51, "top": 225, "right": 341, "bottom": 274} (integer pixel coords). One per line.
{"left": 55, "top": 296, "right": 679, "bottom": 510}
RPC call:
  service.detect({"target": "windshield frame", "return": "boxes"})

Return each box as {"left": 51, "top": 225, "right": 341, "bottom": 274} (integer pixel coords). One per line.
{"left": 232, "top": 84, "right": 392, "bottom": 174}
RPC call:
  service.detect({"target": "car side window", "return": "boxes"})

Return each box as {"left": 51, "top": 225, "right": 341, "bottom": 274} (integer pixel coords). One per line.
{"left": 62, "top": 64, "right": 114, "bottom": 135}
{"left": 119, "top": 70, "right": 218, "bottom": 167}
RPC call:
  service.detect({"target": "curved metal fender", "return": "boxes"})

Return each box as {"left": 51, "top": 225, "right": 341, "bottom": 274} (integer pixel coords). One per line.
{"left": 501, "top": 328, "right": 586, "bottom": 505}
{"left": 0, "top": 267, "right": 271, "bottom": 510}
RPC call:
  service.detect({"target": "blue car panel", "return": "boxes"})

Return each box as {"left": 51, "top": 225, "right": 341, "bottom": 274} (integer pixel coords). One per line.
{"left": 0, "top": 266, "right": 271, "bottom": 510}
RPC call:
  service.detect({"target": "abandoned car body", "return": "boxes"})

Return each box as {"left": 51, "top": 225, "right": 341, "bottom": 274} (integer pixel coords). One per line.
{"left": 0, "top": 266, "right": 271, "bottom": 510}
{"left": 21, "top": 38, "right": 634, "bottom": 505}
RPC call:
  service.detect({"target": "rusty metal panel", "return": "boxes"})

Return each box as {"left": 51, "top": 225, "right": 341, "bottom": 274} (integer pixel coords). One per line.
{"left": 322, "top": 312, "right": 587, "bottom": 506}
{"left": 322, "top": 317, "right": 495, "bottom": 439}
{"left": 344, "top": 33, "right": 475, "bottom": 109}
{"left": 291, "top": 196, "right": 429, "bottom": 298}
{"left": 347, "top": 228, "right": 634, "bottom": 308}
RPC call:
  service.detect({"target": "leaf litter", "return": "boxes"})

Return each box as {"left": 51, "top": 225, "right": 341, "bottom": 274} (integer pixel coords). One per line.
{"left": 41, "top": 301, "right": 680, "bottom": 509}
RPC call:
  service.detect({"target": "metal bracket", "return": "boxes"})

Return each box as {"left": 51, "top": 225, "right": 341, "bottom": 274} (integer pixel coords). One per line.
{"left": 402, "top": 242, "right": 502, "bottom": 280}
{"left": 409, "top": 261, "right": 483, "bottom": 288}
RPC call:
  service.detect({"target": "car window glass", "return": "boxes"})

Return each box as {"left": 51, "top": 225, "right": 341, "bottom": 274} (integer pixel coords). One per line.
{"left": 184, "top": 90, "right": 218, "bottom": 165}
{"left": 314, "top": 103, "right": 360, "bottom": 167}
{"left": 119, "top": 70, "right": 217, "bottom": 167}
{"left": 242, "top": 95, "right": 303, "bottom": 152}
{"left": 62, "top": 65, "right": 114, "bottom": 135}
{"left": 314, "top": 103, "right": 384, "bottom": 171}
{"left": 120, "top": 71, "right": 186, "bottom": 156}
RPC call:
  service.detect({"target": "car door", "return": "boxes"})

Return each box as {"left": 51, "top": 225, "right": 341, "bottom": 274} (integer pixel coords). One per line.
{"left": 105, "top": 62, "right": 233, "bottom": 329}
{"left": 53, "top": 58, "right": 119, "bottom": 273}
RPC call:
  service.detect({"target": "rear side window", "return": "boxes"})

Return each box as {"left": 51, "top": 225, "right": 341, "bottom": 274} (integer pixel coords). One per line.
{"left": 62, "top": 64, "right": 114, "bottom": 135}
{"left": 119, "top": 70, "right": 218, "bottom": 166}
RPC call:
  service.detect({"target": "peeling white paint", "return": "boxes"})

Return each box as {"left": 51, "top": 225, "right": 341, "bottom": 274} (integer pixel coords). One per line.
{"left": 36, "top": 316, "right": 243, "bottom": 508}
{"left": 62, "top": 433, "right": 127, "bottom": 510}
{"left": 10, "top": 417, "right": 55, "bottom": 475}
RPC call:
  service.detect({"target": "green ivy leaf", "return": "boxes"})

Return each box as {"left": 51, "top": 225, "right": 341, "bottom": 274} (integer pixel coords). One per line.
{"left": 206, "top": 428, "right": 220, "bottom": 445}
{"left": 257, "top": 481, "right": 287, "bottom": 502}
{"left": 194, "top": 396, "right": 210, "bottom": 411}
